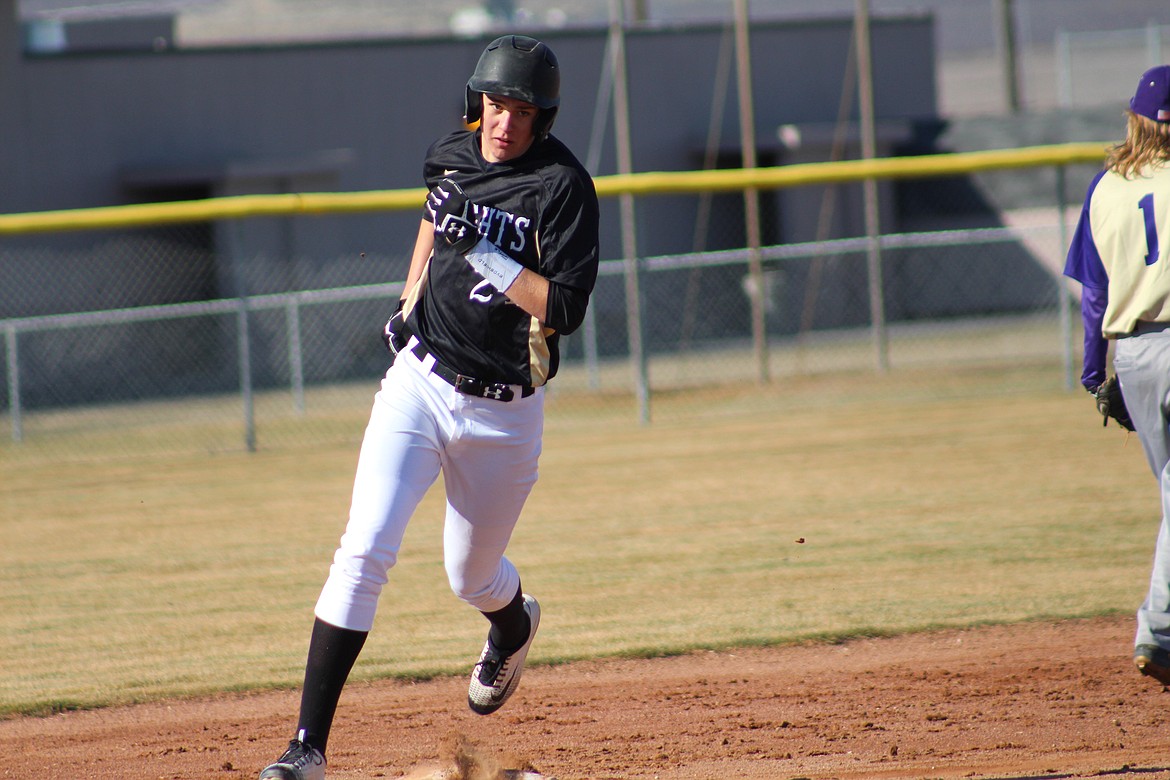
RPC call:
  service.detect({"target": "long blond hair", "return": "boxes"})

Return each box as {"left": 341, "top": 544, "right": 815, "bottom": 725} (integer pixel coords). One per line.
{"left": 1107, "top": 110, "right": 1170, "bottom": 178}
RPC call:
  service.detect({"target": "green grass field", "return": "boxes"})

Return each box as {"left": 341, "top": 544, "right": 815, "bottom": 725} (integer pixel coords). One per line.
{"left": 0, "top": 362, "right": 1154, "bottom": 718}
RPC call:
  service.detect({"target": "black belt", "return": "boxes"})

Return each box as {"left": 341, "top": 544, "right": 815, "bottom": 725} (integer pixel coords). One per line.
{"left": 411, "top": 341, "right": 535, "bottom": 402}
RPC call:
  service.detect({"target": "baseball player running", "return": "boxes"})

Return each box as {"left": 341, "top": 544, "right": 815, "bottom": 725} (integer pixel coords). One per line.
{"left": 1064, "top": 65, "right": 1170, "bottom": 687}
{"left": 259, "top": 34, "right": 600, "bottom": 780}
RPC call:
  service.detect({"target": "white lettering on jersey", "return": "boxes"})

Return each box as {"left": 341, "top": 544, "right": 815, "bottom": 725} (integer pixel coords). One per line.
{"left": 470, "top": 279, "right": 494, "bottom": 304}
{"left": 510, "top": 217, "right": 529, "bottom": 253}
{"left": 471, "top": 205, "right": 532, "bottom": 258}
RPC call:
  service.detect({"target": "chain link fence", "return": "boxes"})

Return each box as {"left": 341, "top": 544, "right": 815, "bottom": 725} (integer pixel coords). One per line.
{"left": 0, "top": 151, "right": 1099, "bottom": 460}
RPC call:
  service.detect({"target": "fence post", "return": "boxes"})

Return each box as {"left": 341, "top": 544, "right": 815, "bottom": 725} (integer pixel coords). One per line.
{"left": 286, "top": 298, "right": 306, "bottom": 414}
{"left": 238, "top": 298, "right": 256, "bottom": 452}
{"left": 1055, "top": 30, "right": 1073, "bottom": 109}
{"left": 855, "top": 0, "right": 889, "bottom": 372}
{"left": 227, "top": 219, "right": 258, "bottom": 452}
{"left": 733, "top": 0, "right": 769, "bottom": 384}
{"left": 582, "top": 304, "right": 600, "bottom": 390}
{"left": 582, "top": 33, "right": 613, "bottom": 392}
{"left": 1056, "top": 166, "right": 1075, "bottom": 390}
{"left": 5, "top": 325, "right": 21, "bottom": 443}
{"left": 608, "top": 0, "right": 650, "bottom": 424}
{"left": 996, "top": 0, "right": 1021, "bottom": 114}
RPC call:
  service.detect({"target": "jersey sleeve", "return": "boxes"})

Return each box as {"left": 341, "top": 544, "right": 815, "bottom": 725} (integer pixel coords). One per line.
{"left": 539, "top": 170, "right": 600, "bottom": 335}
{"left": 420, "top": 131, "right": 473, "bottom": 222}
{"left": 1079, "top": 284, "right": 1108, "bottom": 390}
{"left": 1063, "top": 170, "right": 1109, "bottom": 289}
{"left": 420, "top": 142, "right": 440, "bottom": 223}
{"left": 1063, "top": 170, "right": 1110, "bottom": 390}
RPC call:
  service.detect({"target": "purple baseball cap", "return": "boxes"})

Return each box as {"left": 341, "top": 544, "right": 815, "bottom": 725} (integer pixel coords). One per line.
{"left": 1131, "top": 65, "right": 1170, "bottom": 122}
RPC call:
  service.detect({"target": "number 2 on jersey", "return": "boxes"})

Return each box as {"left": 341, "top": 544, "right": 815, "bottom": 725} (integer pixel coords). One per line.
{"left": 1140, "top": 192, "right": 1159, "bottom": 266}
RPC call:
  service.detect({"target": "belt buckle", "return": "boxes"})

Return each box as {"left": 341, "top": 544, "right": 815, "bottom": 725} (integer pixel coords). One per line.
{"left": 454, "top": 375, "right": 514, "bottom": 402}
{"left": 483, "top": 384, "right": 515, "bottom": 402}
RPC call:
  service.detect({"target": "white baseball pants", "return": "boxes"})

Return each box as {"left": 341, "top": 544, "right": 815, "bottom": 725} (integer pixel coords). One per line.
{"left": 314, "top": 338, "right": 544, "bottom": 633}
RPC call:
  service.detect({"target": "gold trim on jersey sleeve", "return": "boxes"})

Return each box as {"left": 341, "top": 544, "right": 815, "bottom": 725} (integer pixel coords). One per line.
{"left": 402, "top": 254, "right": 431, "bottom": 318}
{"left": 528, "top": 318, "right": 553, "bottom": 386}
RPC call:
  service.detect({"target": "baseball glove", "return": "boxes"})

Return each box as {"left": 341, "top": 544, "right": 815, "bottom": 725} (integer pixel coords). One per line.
{"left": 1094, "top": 375, "right": 1135, "bottom": 431}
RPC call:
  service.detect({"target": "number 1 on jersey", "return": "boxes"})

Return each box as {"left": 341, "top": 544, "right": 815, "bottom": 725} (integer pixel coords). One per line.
{"left": 1140, "top": 192, "right": 1159, "bottom": 266}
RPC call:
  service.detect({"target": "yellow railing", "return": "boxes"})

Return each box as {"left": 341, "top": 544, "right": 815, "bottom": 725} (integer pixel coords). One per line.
{"left": 0, "top": 142, "right": 1110, "bottom": 236}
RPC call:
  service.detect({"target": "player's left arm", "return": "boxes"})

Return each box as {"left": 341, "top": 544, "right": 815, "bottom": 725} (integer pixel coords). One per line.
{"left": 529, "top": 174, "right": 600, "bottom": 334}
{"left": 500, "top": 269, "right": 550, "bottom": 322}
{"left": 504, "top": 176, "right": 598, "bottom": 328}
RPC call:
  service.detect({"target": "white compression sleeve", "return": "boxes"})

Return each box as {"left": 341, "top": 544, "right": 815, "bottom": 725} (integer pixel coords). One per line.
{"left": 464, "top": 238, "right": 524, "bottom": 292}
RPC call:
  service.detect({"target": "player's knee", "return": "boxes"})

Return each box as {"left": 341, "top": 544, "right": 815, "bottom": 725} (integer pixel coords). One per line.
{"left": 446, "top": 563, "right": 516, "bottom": 611}
{"left": 446, "top": 571, "right": 491, "bottom": 607}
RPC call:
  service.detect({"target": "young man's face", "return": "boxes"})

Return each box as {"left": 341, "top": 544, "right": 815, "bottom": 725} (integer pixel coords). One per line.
{"left": 479, "top": 93, "right": 538, "bottom": 163}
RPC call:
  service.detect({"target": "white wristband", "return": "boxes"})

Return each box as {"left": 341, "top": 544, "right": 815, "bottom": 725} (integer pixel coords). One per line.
{"left": 465, "top": 238, "right": 524, "bottom": 292}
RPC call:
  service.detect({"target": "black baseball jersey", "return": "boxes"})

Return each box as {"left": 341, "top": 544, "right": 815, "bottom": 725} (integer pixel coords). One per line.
{"left": 406, "top": 129, "right": 600, "bottom": 387}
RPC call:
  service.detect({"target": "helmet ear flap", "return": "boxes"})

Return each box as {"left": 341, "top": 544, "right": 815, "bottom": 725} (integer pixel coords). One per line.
{"left": 464, "top": 86, "right": 482, "bottom": 126}
{"left": 535, "top": 106, "right": 558, "bottom": 141}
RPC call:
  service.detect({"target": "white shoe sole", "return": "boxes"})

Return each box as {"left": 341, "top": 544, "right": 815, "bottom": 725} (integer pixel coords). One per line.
{"left": 468, "top": 594, "right": 540, "bottom": 715}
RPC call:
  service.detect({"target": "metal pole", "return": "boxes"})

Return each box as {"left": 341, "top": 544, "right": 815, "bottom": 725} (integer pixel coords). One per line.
{"left": 732, "top": 0, "right": 769, "bottom": 384}
{"left": 609, "top": 0, "right": 650, "bottom": 424}
{"left": 997, "top": 0, "right": 1021, "bottom": 114}
{"left": 230, "top": 221, "right": 257, "bottom": 451}
{"left": 5, "top": 325, "right": 21, "bottom": 443}
{"left": 286, "top": 299, "right": 305, "bottom": 414}
{"left": 1055, "top": 30, "right": 1072, "bottom": 109}
{"left": 855, "top": 0, "right": 888, "bottom": 372}
{"left": 692, "top": 24, "right": 734, "bottom": 255}
{"left": 238, "top": 298, "right": 256, "bottom": 452}
{"left": 1056, "top": 166, "right": 1074, "bottom": 391}
{"left": 583, "top": 35, "right": 616, "bottom": 391}
{"left": 625, "top": 0, "right": 648, "bottom": 23}
{"left": 1147, "top": 21, "right": 1163, "bottom": 69}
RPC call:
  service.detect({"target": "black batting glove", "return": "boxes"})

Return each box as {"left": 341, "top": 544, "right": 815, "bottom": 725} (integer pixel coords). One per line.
{"left": 426, "top": 178, "right": 480, "bottom": 254}
{"left": 382, "top": 300, "right": 408, "bottom": 359}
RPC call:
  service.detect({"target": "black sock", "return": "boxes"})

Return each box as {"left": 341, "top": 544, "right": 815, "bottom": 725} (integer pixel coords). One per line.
{"left": 483, "top": 585, "right": 529, "bottom": 654}
{"left": 295, "top": 617, "right": 368, "bottom": 756}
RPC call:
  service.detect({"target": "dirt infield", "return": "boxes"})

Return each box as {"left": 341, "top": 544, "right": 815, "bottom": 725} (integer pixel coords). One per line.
{"left": 3, "top": 616, "right": 1167, "bottom": 780}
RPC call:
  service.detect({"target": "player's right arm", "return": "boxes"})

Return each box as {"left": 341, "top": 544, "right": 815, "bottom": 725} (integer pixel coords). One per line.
{"left": 402, "top": 219, "right": 435, "bottom": 306}
{"left": 382, "top": 220, "right": 433, "bottom": 358}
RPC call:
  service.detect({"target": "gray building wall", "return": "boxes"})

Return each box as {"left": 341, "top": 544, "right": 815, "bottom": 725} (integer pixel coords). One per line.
{"left": 2, "top": 7, "right": 937, "bottom": 226}
{"left": 5, "top": 6, "right": 1044, "bottom": 407}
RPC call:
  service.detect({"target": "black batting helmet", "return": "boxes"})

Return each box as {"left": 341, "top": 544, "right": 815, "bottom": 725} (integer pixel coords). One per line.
{"left": 464, "top": 35, "right": 560, "bottom": 140}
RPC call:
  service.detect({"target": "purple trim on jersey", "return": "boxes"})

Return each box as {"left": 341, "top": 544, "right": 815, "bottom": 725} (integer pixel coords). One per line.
{"left": 1080, "top": 284, "right": 1108, "bottom": 389}
{"left": 1063, "top": 169, "right": 1110, "bottom": 389}
{"left": 1063, "top": 169, "right": 1109, "bottom": 290}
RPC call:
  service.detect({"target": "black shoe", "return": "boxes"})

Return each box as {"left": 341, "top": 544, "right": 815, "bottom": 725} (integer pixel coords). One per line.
{"left": 1135, "top": 644, "right": 1170, "bottom": 685}
{"left": 259, "top": 738, "right": 325, "bottom": 780}
{"left": 468, "top": 594, "right": 540, "bottom": 715}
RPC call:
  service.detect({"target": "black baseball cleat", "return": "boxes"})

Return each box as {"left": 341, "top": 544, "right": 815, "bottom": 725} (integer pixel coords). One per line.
{"left": 468, "top": 594, "right": 541, "bottom": 715}
{"left": 259, "top": 737, "right": 325, "bottom": 780}
{"left": 1134, "top": 644, "right": 1170, "bottom": 686}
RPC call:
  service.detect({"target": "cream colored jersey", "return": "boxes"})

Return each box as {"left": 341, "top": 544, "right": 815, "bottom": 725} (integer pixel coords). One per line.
{"left": 1066, "top": 165, "right": 1170, "bottom": 336}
